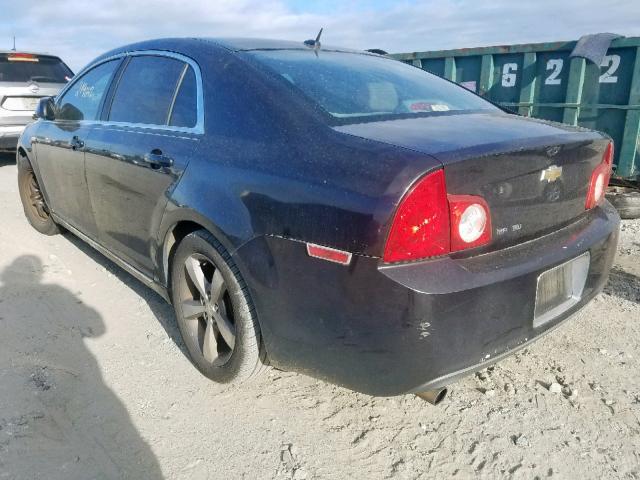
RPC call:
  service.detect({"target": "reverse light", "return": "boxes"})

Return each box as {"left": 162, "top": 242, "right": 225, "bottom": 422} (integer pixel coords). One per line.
{"left": 448, "top": 195, "right": 491, "bottom": 252}
{"left": 383, "top": 169, "right": 492, "bottom": 263}
{"left": 585, "top": 141, "right": 613, "bottom": 210}
{"left": 459, "top": 205, "right": 486, "bottom": 242}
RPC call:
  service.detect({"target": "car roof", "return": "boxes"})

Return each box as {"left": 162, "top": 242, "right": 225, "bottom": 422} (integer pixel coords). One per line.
{"left": 95, "top": 37, "right": 371, "bottom": 60}
{"left": 202, "top": 37, "right": 366, "bottom": 53}
{"left": 85, "top": 37, "right": 382, "bottom": 79}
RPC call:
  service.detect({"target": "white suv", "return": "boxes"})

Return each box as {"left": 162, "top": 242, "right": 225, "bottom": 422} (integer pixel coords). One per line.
{"left": 0, "top": 51, "right": 72, "bottom": 152}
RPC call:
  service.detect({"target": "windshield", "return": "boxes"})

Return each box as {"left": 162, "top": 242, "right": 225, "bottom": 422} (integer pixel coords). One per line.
{"left": 247, "top": 50, "right": 497, "bottom": 120}
{"left": 0, "top": 54, "right": 73, "bottom": 83}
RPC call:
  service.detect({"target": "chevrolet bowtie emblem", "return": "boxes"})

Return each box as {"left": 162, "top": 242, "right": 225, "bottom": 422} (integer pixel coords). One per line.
{"left": 540, "top": 165, "right": 562, "bottom": 182}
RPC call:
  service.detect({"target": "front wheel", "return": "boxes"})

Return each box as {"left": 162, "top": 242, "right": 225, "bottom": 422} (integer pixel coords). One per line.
{"left": 17, "top": 156, "right": 61, "bottom": 236}
{"left": 170, "top": 230, "right": 266, "bottom": 383}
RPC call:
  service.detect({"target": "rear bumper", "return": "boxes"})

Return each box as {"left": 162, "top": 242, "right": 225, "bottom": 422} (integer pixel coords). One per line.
{"left": 235, "top": 201, "right": 620, "bottom": 396}
{"left": 408, "top": 309, "right": 579, "bottom": 393}
{"left": 0, "top": 125, "right": 25, "bottom": 150}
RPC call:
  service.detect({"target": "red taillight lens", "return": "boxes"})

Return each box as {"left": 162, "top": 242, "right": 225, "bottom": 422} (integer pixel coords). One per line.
{"left": 383, "top": 169, "right": 450, "bottom": 263}
{"left": 383, "top": 169, "right": 493, "bottom": 263}
{"left": 585, "top": 141, "right": 613, "bottom": 210}
{"left": 448, "top": 195, "right": 492, "bottom": 252}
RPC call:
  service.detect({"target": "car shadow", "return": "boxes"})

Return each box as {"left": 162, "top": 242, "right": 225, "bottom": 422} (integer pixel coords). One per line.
{"left": 603, "top": 265, "right": 640, "bottom": 304}
{"left": 61, "top": 232, "right": 189, "bottom": 359}
{"left": 0, "top": 255, "right": 163, "bottom": 479}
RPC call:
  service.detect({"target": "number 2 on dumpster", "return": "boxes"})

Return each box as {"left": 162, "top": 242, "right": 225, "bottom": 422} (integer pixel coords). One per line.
{"left": 545, "top": 59, "right": 563, "bottom": 85}
{"left": 599, "top": 55, "right": 620, "bottom": 84}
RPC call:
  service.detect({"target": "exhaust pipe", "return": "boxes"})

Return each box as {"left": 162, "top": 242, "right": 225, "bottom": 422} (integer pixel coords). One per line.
{"left": 416, "top": 387, "right": 448, "bottom": 405}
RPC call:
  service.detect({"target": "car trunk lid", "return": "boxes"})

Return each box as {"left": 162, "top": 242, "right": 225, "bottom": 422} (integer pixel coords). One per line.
{"left": 334, "top": 112, "right": 609, "bottom": 249}
{"left": 0, "top": 82, "right": 65, "bottom": 125}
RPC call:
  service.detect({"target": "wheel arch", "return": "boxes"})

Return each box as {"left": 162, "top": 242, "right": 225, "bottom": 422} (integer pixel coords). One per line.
{"left": 17, "top": 146, "right": 28, "bottom": 161}
{"left": 16, "top": 141, "right": 49, "bottom": 203}
{"left": 160, "top": 219, "right": 206, "bottom": 291}
{"left": 16, "top": 146, "right": 34, "bottom": 172}
{"left": 157, "top": 209, "right": 251, "bottom": 293}
{"left": 159, "top": 214, "right": 271, "bottom": 362}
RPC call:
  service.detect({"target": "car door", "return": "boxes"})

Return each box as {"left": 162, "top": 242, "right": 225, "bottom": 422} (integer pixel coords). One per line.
{"left": 32, "top": 59, "right": 121, "bottom": 236}
{"left": 85, "top": 53, "right": 202, "bottom": 276}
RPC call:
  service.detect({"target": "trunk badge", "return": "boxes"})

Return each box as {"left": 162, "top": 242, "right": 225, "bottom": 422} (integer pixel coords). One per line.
{"left": 28, "top": 82, "right": 40, "bottom": 94}
{"left": 540, "top": 165, "right": 562, "bottom": 182}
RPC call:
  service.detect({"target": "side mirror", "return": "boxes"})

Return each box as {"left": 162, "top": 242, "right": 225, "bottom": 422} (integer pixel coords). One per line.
{"left": 34, "top": 97, "right": 55, "bottom": 121}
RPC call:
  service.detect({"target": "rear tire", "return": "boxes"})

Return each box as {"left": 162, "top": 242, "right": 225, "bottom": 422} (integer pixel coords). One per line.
{"left": 170, "top": 229, "right": 266, "bottom": 384}
{"left": 606, "top": 186, "right": 640, "bottom": 219}
{"left": 17, "top": 155, "right": 61, "bottom": 235}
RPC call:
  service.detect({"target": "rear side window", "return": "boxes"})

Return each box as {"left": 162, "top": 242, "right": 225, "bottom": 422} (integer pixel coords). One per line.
{"left": 169, "top": 66, "right": 197, "bottom": 128}
{"left": 109, "top": 56, "right": 185, "bottom": 125}
{"left": 0, "top": 53, "right": 73, "bottom": 83}
{"left": 56, "top": 60, "right": 119, "bottom": 121}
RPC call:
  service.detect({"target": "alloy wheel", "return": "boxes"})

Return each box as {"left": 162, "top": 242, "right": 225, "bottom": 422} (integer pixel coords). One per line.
{"left": 26, "top": 171, "right": 49, "bottom": 220}
{"left": 179, "top": 254, "right": 236, "bottom": 366}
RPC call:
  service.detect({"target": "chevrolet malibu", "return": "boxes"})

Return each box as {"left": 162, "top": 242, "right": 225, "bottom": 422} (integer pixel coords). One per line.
{"left": 17, "top": 38, "right": 619, "bottom": 403}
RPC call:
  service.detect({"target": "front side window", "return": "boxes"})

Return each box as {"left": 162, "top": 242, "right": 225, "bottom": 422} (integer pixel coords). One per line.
{"left": 247, "top": 50, "right": 498, "bottom": 122}
{"left": 56, "top": 60, "right": 119, "bottom": 121}
{"left": 109, "top": 56, "right": 185, "bottom": 125}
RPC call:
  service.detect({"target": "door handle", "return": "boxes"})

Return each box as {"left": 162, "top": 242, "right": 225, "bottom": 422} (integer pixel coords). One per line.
{"left": 143, "top": 149, "right": 173, "bottom": 169}
{"left": 70, "top": 135, "right": 84, "bottom": 150}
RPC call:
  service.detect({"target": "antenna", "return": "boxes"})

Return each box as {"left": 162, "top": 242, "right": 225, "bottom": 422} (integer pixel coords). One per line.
{"left": 303, "top": 28, "right": 323, "bottom": 56}
{"left": 11, "top": 36, "right": 16, "bottom": 51}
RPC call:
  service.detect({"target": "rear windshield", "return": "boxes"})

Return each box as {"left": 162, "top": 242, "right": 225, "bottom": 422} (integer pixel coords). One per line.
{"left": 0, "top": 54, "right": 73, "bottom": 83}
{"left": 247, "top": 50, "right": 497, "bottom": 121}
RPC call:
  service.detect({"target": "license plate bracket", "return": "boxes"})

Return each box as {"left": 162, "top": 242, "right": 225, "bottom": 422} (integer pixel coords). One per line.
{"left": 533, "top": 252, "right": 590, "bottom": 328}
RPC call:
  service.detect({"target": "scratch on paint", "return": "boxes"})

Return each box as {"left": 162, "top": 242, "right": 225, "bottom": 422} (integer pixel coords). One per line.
{"left": 419, "top": 321, "right": 431, "bottom": 338}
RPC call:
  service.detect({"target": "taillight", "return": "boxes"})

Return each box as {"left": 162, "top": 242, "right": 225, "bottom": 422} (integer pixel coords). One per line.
{"left": 383, "top": 169, "right": 492, "bottom": 263}
{"left": 383, "top": 169, "right": 450, "bottom": 263}
{"left": 7, "top": 53, "right": 39, "bottom": 62}
{"left": 448, "top": 195, "right": 492, "bottom": 252}
{"left": 585, "top": 141, "right": 613, "bottom": 210}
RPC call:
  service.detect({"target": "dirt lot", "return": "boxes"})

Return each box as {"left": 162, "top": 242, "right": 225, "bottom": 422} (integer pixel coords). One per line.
{"left": 0, "top": 153, "right": 639, "bottom": 480}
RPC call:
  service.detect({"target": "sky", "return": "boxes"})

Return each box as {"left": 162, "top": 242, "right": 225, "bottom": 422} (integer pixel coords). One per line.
{"left": 1, "top": 0, "right": 638, "bottom": 72}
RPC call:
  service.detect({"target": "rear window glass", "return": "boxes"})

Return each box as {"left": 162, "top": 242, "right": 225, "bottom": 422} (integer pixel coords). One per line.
{"left": 109, "top": 56, "right": 185, "bottom": 126}
{"left": 169, "top": 66, "right": 197, "bottom": 128}
{"left": 0, "top": 54, "right": 72, "bottom": 83}
{"left": 247, "top": 50, "right": 497, "bottom": 120}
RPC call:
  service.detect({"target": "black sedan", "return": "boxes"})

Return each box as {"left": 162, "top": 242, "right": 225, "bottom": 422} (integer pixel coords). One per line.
{"left": 17, "top": 38, "right": 619, "bottom": 402}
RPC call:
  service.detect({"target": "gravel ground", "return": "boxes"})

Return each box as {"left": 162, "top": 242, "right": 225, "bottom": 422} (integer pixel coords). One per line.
{"left": 0, "top": 153, "right": 639, "bottom": 480}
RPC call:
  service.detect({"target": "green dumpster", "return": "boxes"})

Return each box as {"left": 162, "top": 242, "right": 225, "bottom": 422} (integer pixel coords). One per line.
{"left": 391, "top": 37, "right": 640, "bottom": 185}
